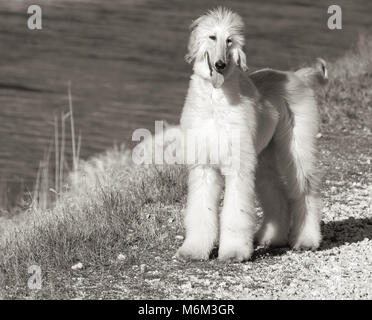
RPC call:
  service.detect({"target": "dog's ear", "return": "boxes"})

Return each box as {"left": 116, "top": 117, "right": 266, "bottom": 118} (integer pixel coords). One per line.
{"left": 185, "top": 16, "right": 205, "bottom": 64}
{"left": 232, "top": 47, "right": 248, "bottom": 72}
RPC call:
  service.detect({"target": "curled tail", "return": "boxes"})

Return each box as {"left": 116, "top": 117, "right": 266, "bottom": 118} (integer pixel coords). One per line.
{"left": 295, "top": 58, "right": 328, "bottom": 88}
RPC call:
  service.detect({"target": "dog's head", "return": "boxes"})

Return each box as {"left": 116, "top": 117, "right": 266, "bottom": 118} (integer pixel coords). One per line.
{"left": 185, "top": 7, "right": 248, "bottom": 88}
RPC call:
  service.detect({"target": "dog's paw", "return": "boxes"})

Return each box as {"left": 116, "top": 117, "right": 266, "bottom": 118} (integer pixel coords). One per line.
{"left": 255, "top": 226, "right": 288, "bottom": 248}
{"left": 175, "top": 242, "right": 210, "bottom": 261}
{"left": 289, "top": 228, "right": 321, "bottom": 251}
{"left": 218, "top": 241, "right": 253, "bottom": 262}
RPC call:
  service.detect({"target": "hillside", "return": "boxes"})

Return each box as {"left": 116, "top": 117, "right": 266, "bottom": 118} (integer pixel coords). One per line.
{"left": 0, "top": 35, "right": 371, "bottom": 299}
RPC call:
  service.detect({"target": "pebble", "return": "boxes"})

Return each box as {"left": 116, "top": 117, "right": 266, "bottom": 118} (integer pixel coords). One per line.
{"left": 140, "top": 264, "right": 147, "bottom": 273}
{"left": 71, "top": 262, "right": 83, "bottom": 270}
{"left": 117, "top": 253, "right": 127, "bottom": 261}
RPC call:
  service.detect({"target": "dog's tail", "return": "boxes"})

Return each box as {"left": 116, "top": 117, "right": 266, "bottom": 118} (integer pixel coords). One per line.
{"left": 295, "top": 58, "right": 328, "bottom": 88}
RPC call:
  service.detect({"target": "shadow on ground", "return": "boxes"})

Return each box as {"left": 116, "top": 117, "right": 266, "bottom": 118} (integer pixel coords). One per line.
{"left": 320, "top": 217, "right": 372, "bottom": 250}
{"left": 249, "top": 217, "right": 372, "bottom": 260}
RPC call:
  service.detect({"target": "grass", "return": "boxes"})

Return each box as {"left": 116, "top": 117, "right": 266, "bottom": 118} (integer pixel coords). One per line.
{"left": 0, "top": 149, "right": 188, "bottom": 296}
{"left": 0, "top": 82, "right": 82, "bottom": 213}
{"left": 318, "top": 33, "right": 372, "bottom": 134}
{"left": 0, "top": 34, "right": 371, "bottom": 299}
{"left": 33, "top": 82, "right": 82, "bottom": 210}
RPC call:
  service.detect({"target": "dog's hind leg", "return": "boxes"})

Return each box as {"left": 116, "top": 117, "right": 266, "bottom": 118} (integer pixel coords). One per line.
{"left": 176, "top": 166, "right": 223, "bottom": 260}
{"left": 255, "top": 144, "right": 290, "bottom": 247}
{"left": 274, "top": 95, "right": 322, "bottom": 250}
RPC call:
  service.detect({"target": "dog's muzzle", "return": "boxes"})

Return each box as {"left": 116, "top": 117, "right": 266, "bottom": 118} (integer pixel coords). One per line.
{"left": 206, "top": 52, "right": 225, "bottom": 89}
{"left": 215, "top": 60, "right": 226, "bottom": 72}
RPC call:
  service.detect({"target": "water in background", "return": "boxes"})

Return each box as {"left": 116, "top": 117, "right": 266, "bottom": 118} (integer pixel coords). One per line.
{"left": 0, "top": 0, "right": 371, "bottom": 205}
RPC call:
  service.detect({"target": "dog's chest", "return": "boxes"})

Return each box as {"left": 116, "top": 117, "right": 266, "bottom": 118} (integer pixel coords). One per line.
{"left": 200, "top": 89, "right": 246, "bottom": 125}
{"left": 182, "top": 89, "right": 249, "bottom": 167}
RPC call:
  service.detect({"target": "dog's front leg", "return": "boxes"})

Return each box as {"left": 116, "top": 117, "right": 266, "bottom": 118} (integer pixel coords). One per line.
{"left": 176, "top": 165, "right": 223, "bottom": 261}
{"left": 218, "top": 163, "right": 256, "bottom": 262}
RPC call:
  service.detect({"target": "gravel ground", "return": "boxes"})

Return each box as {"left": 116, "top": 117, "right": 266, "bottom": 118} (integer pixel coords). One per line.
{"left": 58, "top": 133, "right": 371, "bottom": 300}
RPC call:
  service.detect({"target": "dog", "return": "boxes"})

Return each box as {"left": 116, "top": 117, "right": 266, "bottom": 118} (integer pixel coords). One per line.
{"left": 176, "top": 7, "right": 328, "bottom": 262}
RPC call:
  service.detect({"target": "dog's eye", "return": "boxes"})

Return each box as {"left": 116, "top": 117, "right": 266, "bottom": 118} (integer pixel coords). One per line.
{"left": 209, "top": 35, "right": 216, "bottom": 40}
{"left": 226, "top": 38, "right": 232, "bottom": 44}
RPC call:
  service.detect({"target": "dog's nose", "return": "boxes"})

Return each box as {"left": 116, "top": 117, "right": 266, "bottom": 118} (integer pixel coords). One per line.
{"left": 215, "top": 60, "right": 226, "bottom": 71}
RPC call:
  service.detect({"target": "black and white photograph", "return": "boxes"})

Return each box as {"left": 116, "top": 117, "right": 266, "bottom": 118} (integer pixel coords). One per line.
{"left": 0, "top": 0, "right": 371, "bottom": 302}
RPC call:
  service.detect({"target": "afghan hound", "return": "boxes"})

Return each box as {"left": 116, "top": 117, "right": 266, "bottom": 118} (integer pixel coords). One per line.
{"left": 176, "top": 7, "right": 327, "bottom": 262}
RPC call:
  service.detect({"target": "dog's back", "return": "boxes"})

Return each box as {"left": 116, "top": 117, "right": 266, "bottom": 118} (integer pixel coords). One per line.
{"left": 248, "top": 58, "right": 328, "bottom": 104}
{"left": 246, "top": 59, "right": 328, "bottom": 155}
